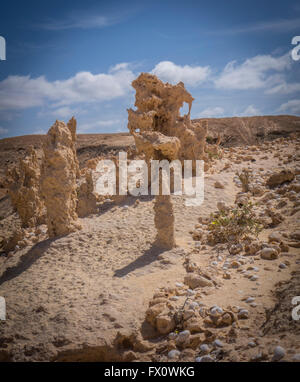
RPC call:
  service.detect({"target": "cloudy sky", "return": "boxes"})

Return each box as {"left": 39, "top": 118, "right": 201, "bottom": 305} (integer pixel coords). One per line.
{"left": 0, "top": 0, "right": 300, "bottom": 138}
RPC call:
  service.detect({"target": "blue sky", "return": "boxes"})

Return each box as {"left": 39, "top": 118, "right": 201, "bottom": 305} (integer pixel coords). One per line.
{"left": 0, "top": 0, "right": 300, "bottom": 138}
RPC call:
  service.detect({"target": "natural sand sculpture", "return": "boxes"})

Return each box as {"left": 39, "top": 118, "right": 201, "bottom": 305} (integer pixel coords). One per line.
{"left": 127, "top": 73, "right": 208, "bottom": 249}
{"left": 153, "top": 194, "right": 175, "bottom": 249}
{"left": 1, "top": 116, "right": 300, "bottom": 361}
{"left": 127, "top": 73, "right": 208, "bottom": 167}
{"left": 5, "top": 145, "right": 45, "bottom": 227}
{"left": 41, "top": 119, "right": 81, "bottom": 237}
{"left": 67, "top": 116, "right": 80, "bottom": 178}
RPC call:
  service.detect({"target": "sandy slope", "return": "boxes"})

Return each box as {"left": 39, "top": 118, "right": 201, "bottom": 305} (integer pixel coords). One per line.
{"left": 0, "top": 135, "right": 299, "bottom": 362}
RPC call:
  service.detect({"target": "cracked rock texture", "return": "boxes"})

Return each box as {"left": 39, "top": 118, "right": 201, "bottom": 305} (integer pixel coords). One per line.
{"left": 5, "top": 146, "right": 45, "bottom": 228}
{"left": 127, "top": 73, "right": 201, "bottom": 249}
{"left": 67, "top": 116, "right": 80, "bottom": 178}
{"left": 154, "top": 195, "right": 175, "bottom": 249}
{"left": 41, "top": 120, "right": 81, "bottom": 237}
{"left": 127, "top": 73, "right": 207, "bottom": 167}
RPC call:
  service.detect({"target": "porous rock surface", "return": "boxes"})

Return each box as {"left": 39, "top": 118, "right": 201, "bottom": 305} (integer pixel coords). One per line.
{"left": 41, "top": 120, "right": 81, "bottom": 237}
{"left": 5, "top": 146, "right": 45, "bottom": 227}
{"left": 127, "top": 73, "right": 207, "bottom": 250}
{"left": 127, "top": 73, "right": 207, "bottom": 166}
{"left": 154, "top": 195, "right": 175, "bottom": 249}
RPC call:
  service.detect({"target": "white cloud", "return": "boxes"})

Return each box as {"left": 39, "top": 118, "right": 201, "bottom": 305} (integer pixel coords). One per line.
{"left": 40, "top": 14, "right": 118, "bottom": 31}
{"left": 151, "top": 61, "right": 211, "bottom": 86}
{"left": 38, "top": 106, "right": 78, "bottom": 119}
{"left": 0, "top": 64, "right": 135, "bottom": 111}
{"left": 197, "top": 107, "right": 224, "bottom": 118}
{"left": 110, "top": 63, "right": 130, "bottom": 72}
{"left": 214, "top": 18, "right": 300, "bottom": 34}
{"left": 52, "top": 107, "right": 75, "bottom": 118}
{"left": 78, "top": 119, "right": 122, "bottom": 133}
{"left": 215, "top": 54, "right": 291, "bottom": 90}
{"left": 278, "top": 99, "right": 300, "bottom": 114}
{"left": 266, "top": 82, "right": 300, "bottom": 95}
{"left": 0, "top": 127, "right": 8, "bottom": 135}
{"left": 240, "top": 105, "right": 261, "bottom": 116}
{"left": 33, "top": 129, "right": 47, "bottom": 135}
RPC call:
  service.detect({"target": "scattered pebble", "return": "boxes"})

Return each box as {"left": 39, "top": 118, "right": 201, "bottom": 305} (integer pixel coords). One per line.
{"left": 176, "top": 330, "right": 190, "bottom": 345}
{"left": 272, "top": 346, "right": 286, "bottom": 361}
{"left": 199, "top": 344, "right": 210, "bottom": 353}
{"left": 186, "top": 289, "right": 196, "bottom": 296}
{"left": 189, "top": 302, "right": 199, "bottom": 310}
{"left": 238, "top": 309, "right": 249, "bottom": 319}
{"left": 168, "top": 332, "right": 178, "bottom": 340}
{"left": 195, "top": 355, "right": 214, "bottom": 362}
{"left": 210, "top": 306, "right": 223, "bottom": 316}
{"left": 168, "top": 350, "right": 180, "bottom": 359}
{"left": 214, "top": 339, "right": 224, "bottom": 348}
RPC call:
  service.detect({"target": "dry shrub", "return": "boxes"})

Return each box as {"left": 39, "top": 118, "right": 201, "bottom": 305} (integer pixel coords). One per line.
{"left": 208, "top": 201, "right": 263, "bottom": 244}
{"left": 237, "top": 169, "right": 251, "bottom": 192}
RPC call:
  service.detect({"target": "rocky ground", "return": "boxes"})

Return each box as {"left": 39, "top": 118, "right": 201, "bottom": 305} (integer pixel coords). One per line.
{"left": 0, "top": 128, "right": 300, "bottom": 362}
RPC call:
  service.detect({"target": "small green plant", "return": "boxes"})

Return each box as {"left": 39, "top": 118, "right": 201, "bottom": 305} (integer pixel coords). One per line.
{"left": 208, "top": 201, "right": 263, "bottom": 244}
{"left": 207, "top": 151, "right": 220, "bottom": 160}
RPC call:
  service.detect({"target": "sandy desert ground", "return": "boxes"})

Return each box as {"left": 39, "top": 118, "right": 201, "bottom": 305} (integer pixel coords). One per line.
{"left": 0, "top": 115, "right": 300, "bottom": 362}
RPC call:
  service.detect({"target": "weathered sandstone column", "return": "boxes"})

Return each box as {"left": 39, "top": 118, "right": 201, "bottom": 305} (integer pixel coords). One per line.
{"left": 41, "top": 120, "right": 81, "bottom": 237}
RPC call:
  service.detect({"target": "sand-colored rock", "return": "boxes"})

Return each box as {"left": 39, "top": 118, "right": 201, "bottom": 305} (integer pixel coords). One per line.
{"left": 41, "top": 120, "right": 81, "bottom": 237}
{"left": 67, "top": 117, "right": 80, "bottom": 178}
{"left": 2, "top": 228, "right": 25, "bottom": 252}
{"left": 1, "top": 106, "right": 300, "bottom": 362}
{"left": 156, "top": 314, "right": 176, "bottom": 335}
{"left": 0, "top": 91, "right": 300, "bottom": 362}
{"left": 260, "top": 247, "right": 279, "bottom": 260}
{"left": 5, "top": 146, "right": 45, "bottom": 227}
{"left": 154, "top": 195, "right": 175, "bottom": 249}
{"left": 127, "top": 73, "right": 209, "bottom": 249}
{"left": 127, "top": 73, "right": 208, "bottom": 167}
{"left": 184, "top": 273, "right": 213, "bottom": 289}
{"left": 266, "top": 169, "right": 295, "bottom": 188}
{"left": 132, "top": 131, "right": 181, "bottom": 162}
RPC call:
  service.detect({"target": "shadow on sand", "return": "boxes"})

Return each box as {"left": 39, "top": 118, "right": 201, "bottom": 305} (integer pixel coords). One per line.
{"left": 97, "top": 194, "right": 155, "bottom": 215}
{"left": 0, "top": 237, "right": 58, "bottom": 285}
{"left": 113, "top": 244, "right": 165, "bottom": 278}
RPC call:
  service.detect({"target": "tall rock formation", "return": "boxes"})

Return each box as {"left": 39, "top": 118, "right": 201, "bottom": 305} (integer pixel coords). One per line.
{"left": 41, "top": 120, "right": 81, "bottom": 237}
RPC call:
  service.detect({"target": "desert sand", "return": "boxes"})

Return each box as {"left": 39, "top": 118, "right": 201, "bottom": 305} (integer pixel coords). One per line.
{"left": 0, "top": 76, "right": 299, "bottom": 363}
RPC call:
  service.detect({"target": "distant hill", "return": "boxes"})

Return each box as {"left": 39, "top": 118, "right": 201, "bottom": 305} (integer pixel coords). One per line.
{"left": 0, "top": 115, "right": 299, "bottom": 178}
{"left": 194, "top": 115, "right": 300, "bottom": 146}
